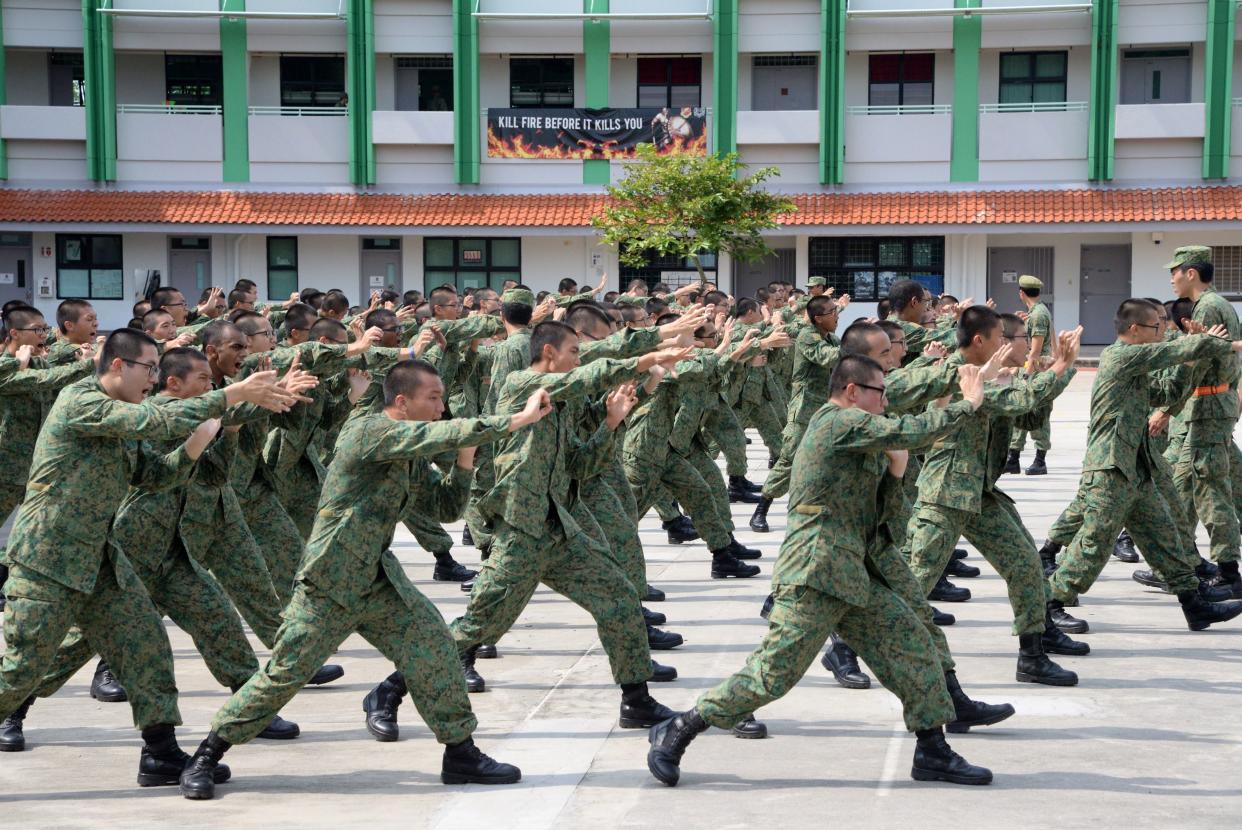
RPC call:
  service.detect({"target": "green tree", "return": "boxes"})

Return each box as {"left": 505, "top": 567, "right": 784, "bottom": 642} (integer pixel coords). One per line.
{"left": 592, "top": 144, "right": 797, "bottom": 283}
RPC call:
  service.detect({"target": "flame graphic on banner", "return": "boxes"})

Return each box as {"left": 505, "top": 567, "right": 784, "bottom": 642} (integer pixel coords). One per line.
{"left": 486, "top": 127, "right": 707, "bottom": 160}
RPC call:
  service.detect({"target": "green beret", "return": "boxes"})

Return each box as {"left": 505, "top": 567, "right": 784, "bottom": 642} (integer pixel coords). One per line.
{"left": 501, "top": 288, "right": 534, "bottom": 306}
{"left": 1163, "top": 245, "right": 1213, "bottom": 271}
{"left": 1017, "top": 275, "right": 1043, "bottom": 290}
{"left": 807, "top": 276, "right": 827, "bottom": 287}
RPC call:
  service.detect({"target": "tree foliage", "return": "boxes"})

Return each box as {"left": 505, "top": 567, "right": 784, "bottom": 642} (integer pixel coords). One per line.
{"left": 592, "top": 145, "right": 797, "bottom": 280}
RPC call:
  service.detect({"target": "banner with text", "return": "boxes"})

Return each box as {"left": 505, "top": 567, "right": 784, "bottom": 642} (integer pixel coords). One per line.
{"left": 486, "top": 107, "right": 708, "bottom": 159}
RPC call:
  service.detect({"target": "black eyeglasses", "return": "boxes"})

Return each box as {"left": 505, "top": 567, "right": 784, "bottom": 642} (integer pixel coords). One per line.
{"left": 855, "top": 382, "right": 887, "bottom": 396}
{"left": 379, "top": 326, "right": 400, "bottom": 333}
{"left": 1003, "top": 333, "right": 1029, "bottom": 341}
{"left": 16, "top": 325, "right": 51, "bottom": 334}
{"left": 121, "top": 358, "right": 159, "bottom": 377}
{"left": 161, "top": 301, "right": 187, "bottom": 308}
{"left": 1134, "top": 322, "right": 1161, "bottom": 331}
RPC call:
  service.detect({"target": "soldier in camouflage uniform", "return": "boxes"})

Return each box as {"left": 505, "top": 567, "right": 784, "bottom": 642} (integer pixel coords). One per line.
{"left": 0, "top": 328, "right": 294, "bottom": 781}
{"left": 888, "top": 279, "right": 957, "bottom": 367}
{"left": 647, "top": 355, "right": 995, "bottom": 788}
{"left": 176, "top": 361, "right": 547, "bottom": 800}
{"left": 1005, "top": 275, "right": 1055, "bottom": 475}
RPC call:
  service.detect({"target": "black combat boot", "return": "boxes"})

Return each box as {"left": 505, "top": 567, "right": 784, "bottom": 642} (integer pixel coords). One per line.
{"left": 1038, "top": 539, "right": 1062, "bottom": 577}
{"left": 1132, "top": 568, "right": 1169, "bottom": 592}
{"left": 645, "top": 584, "right": 666, "bottom": 602}
{"left": 647, "top": 708, "right": 708, "bottom": 786}
{"left": 307, "top": 664, "right": 345, "bottom": 685}
{"left": 952, "top": 548, "right": 968, "bottom": 561}
{"left": 1112, "top": 530, "right": 1140, "bottom": 563}
{"left": 1043, "top": 604, "right": 1090, "bottom": 655}
{"left": 944, "top": 670, "right": 1015, "bottom": 734}
{"left": 647, "top": 625, "right": 684, "bottom": 650}
{"left": 728, "top": 476, "right": 762, "bottom": 504}
{"left": 1179, "top": 588, "right": 1242, "bottom": 631}
{"left": 1016, "top": 632, "right": 1078, "bottom": 686}
{"left": 363, "top": 672, "right": 407, "bottom": 742}
{"left": 643, "top": 606, "right": 667, "bottom": 626}
{"left": 139, "top": 724, "right": 230, "bottom": 789}
{"left": 929, "top": 573, "right": 971, "bottom": 602}
{"left": 177, "top": 732, "right": 233, "bottom": 799}
{"left": 1208, "top": 561, "right": 1242, "bottom": 599}
{"left": 725, "top": 536, "right": 762, "bottom": 560}
{"left": 441, "top": 737, "right": 522, "bottom": 785}
{"left": 90, "top": 659, "right": 127, "bottom": 702}
{"left": 619, "top": 681, "right": 676, "bottom": 729}
{"left": 1047, "top": 598, "right": 1088, "bottom": 634}
{"left": 932, "top": 606, "right": 956, "bottom": 626}
{"left": 710, "top": 548, "right": 760, "bottom": 579}
{"left": 433, "top": 552, "right": 477, "bottom": 583}
{"left": 820, "top": 635, "right": 871, "bottom": 689}
{"left": 1024, "top": 449, "right": 1048, "bottom": 476}
{"left": 748, "top": 497, "right": 773, "bottom": 533}
{"left": 1003, "top": 449, "right": 1021, "bottom": 475}
{"left": 0, "top": 697, "right": 33, "bottom": 752}
{"left": 911, "top": 727, "right": 993, "bottom": 785}
{"left": 947, "top": 558, "right": 980, "bottom": 578}
{"left": 1196, "top": 557, "right": 1220, "bottom": 581}
{"left": 461, "top": 648, "right": 485, "bottom": 693}
{"left": 736, "top": 476, "right": 763, "bottom": 492}
{"left": 759, "top": 592, "right": 775, "bottom": 619}
{"left": 663, "top": 516, "right": 699, "bottom": 544}
{"left": 461, "top": 525, "right": 474, "bottom": 547}
{"left": 731, "top": 715, "right": 767, "bottom": 739}
{"left": 475, "top": 644, "right": 499, "bottom": 659}
{"left": 650, "top": 660, "right": 678, "bottom": 682}
{"left": 459, "top": 576, "right": 475, "bottom": 592}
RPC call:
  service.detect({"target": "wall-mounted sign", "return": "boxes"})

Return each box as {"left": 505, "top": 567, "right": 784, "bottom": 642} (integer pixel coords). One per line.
{"left": 487, "top": 107, "right": 708, "bottom": 159}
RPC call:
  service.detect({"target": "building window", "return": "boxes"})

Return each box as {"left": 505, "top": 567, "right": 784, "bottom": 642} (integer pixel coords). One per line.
{"left": 267, "top": 237, "right": 299, "bottom": 299}
{"left": 619, "top": 249, "right": 717, "bottom": 292}
{"left": 424, "top": 238, "right": 521, "bottom": 292}
{"left": 510, "top": 57, "right": 574, "bottom": 107}
{"left": 280, "top": 55, "right": 346, "bottom": 108}
{"left": 1211, "top": 246, "right": 1242, "bottom": 297}
{"left": 637, "top": 57, "right": 702, "bottom": 108}
{"left": 999, "top": 51, "right": 1068, "bottom": 105}
{"left": 808, "top": 237, "right": 944, "bottom": 302}
{"left": 56, "top": 234, "right": 123, "bottom": 300}
{"left": 1120, "top": 49, "right": 1191, "bottom": 105}
{"left": 868, "top": 53, "right": 934, "bottom": 107}
{"left": 48, "top": 52, "right": 86, "bottom": 107}
{"left": 165, "top": 54, "right": 223, "bottom": 107}
{"left": 751, "top": 54, "right": 818, "bottom": 111}
{"left": 394, "top": 56, "right": 453, "bottom": 111}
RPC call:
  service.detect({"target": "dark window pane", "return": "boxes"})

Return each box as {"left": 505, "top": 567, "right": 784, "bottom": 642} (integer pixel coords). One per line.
{"left": 1032, "top": 82, "right": 1064, "bottom": 103}
{"left": 869, "top": 54, "right": 901, "bottom": 83}
{"left": 911, "top": 241, "right": 935, "bottom": 267}
{"left": 637, "top": 58, "right": 667, "bottom": 84}
{"left": 491, "top": 239, "right": 520, "bottom": 268}
{"left": 843, "top": 240, "right": 874, "bottom": 267}
{"left": 904, "top": 53, "right": 934, "bottom": 83}
{"left": 999, "top": 83, "right": 1032, "bottom": 104}
{"left": 878, "top": 241, "right": 905, "bottom": 267}
{"left": 268, "top": 237, "right": 297, "bottom": 267}
{"left": 669, "top": 58, "right": 701, "bottom": 84}
{"left": 1000, "top": 53, "right": 1030, "bottom": 80}
{"left": 1035, "top": 52, "right": 1066, "bottom": 78}
{"left": 91, "top": 235, "right": 122, "bottom": 266}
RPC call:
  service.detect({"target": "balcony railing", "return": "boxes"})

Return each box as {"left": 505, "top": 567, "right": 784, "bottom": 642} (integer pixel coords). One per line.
{"left": 979, "top": 101, "right": 1088, "bottom": 113}
{"left": 846, "top": 104, "right": 951, "bottom": 115}
{"left": 248, "top": 106, "right": 348, "bottom": 117}
{"left": 117, "top": 104, "right": 223, "bottom": 115}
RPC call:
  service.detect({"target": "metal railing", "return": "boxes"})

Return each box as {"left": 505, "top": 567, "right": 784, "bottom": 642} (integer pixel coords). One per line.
{"left": 248, "top": 106, "right": 348, "bottom": 117}
{"left": 979, "top": 101, "right": 1088, "bottom": 113}
{"left": 845, "top": 104, "right": 951, "bottom": 115}
{"left": 117, "top": 104, "right": 222, "bottom": 115}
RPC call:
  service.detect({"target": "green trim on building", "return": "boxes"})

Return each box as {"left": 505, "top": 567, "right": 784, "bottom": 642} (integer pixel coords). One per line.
{"left": 452, "top": 0, "right": 480, "bottom": 185}
{"left": 346, "top": 0, "right": 376, "bottom": 186}
{"left": 82, "top": 0, "right": 117, "bottom": 182}
{"left": 949, "top": 0, "right": 981, "bottom": 183}
{"left": 712, "top": 0, "right": 738, "bottom": 157}
{"left": 819, "top": 1, "right": 845, "bottom": 185}
{"left": 1203, "top": 0, "right": 1236, "bottom": 180}
{"left": 1087, "top": 0, "right": 1118, "bottom": 181}
{"left": 220, "top": 0, "right": 249, "bottom": 183}
{"left": 583, "top": 0, "right": 610, "bottom": 185}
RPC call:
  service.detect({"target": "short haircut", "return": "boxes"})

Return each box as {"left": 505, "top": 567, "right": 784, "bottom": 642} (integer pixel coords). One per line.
{"left": 626, "top": 278, "right": 648, "bottom": 294}
{"left": 202, "top": 320, "right": 244, "bottom": 349}
{"left": 652, "top": 282, "right": 670, "bottom": 294}
{"left": 299, "top": 288, "right": 325, "bottom": 309}
{"left": 829, "top": 354, "right": 884, "bottom": 396}
{"left": 234, "top": 278, "right": 257, "bottom": 292}
{"left": 939, "top": 294, "right": 959, "bottom": 306}
{"left": 309, "top": 317, "right": 348, "bottom": 341}
{"left": 4, "top": 304, "right": 43, "bottom": 332}
{"left": 876, "top": 319, "right": 904, "bottom": 341}
{"left": 529, "top": 320, "right": 577, "bottom": 364}
{"left": 157, "top": 347, "right": 209, "bottom": 390}
{"left": 876, "top": 298, "right": 892, "bottom": 320}
{"left": 282, "top": 302, "right": 317, "bottom": 333}
{"left": 429, "top": 286, "right": 458, "bottom": 308}
{"left": 198, "top": 287, "right": 219, "bottom": 304}
{"left": 99, "top": 328, "right": 157, "bottom": 376}
{"left": 501, "top": 301, "right": 533, "bottom": 326}
{"left": 1186, "top": 262, "right": 1215, "bottom": 283}
{"left": 150, "top": 286, "right": 184, "bottom": 311}
{"left": 956, "top": 306, "right": 1001, "bottom": 349}
{"left": 704, "top": 290, "right": 728, "bottom": 307}
{"left": 654, "top": 313, "right": 680, "bottom": 327}
{"left": 736, "top": 297, "right": 760, "bottom": 317}
{"left": 57, "top": 299, "right": 94, "bottom": 333}
{"left": 683, "top": 289, "right": 701, "bottom": 304}
{"left": 558, "top": 277, "right": 578, "bottom": 293}
{"left": 365, "top": 308, "right": 397, "bottom": 330}
{"left": 619, "top": 304, "right": 649, "bottom": 324}
{"left": 415, "top": 302, "right": 433, "bottom": 323}
{"left": 889, "top": 279, "right": 925, "bottom": 313}
{"left": 383, "top": 359, "right": 439, "bottom": 405}
{"left": 142, "top": 309, "right": 173, "bottom": 333}
{"left": 755, "top": 287, "right": 770, "bottom": 303}
{"left": 227, "top": 288, "right": 251, "bottom": 308}
{"left": 840, "top": 321, "right": 885, "bottom": 356}
{"left": 645, "top": 297, "right": 669, "bottom": 316}
{"left": 998, "top": 312, "right": 1024, "bottom": 336}
{"left": 402, "top": 289, "right": 423, "bottom": 307}
{"left": 320, "top": 291, "right": 350, "bottom": 316}
{"left": 378, "top": 289, "right": 400, "bottom": 306}
{"left": 132, "top": 299, "right": 151, "bottom": 318}
{"left": 565, "top": 302, "right": 612, "bottom": 336}
{"left": 1114, "top": 298, "right": 1160, "bottom": 334}
{"left": 1019, "top": 285, "right": 1041, "bottom": 299}
{"left": 806, "top": 294, "right": 837, "bottom": 320}
{"left": 1168, "top": 297, "right": 1194, "bottom": 332}
{"left": 604, "top": 291, "right": 618, "bottom": 303}
{"left": 475, "top": 287, "right": 498, "bottom": 303}
{"left": 231, "top": 311, "right": 267, "bottom": 336}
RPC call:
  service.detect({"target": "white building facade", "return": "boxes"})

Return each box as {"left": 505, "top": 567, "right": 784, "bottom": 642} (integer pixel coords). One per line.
{"left": 1, "top": 0, "right": 1241, "bottom": 341}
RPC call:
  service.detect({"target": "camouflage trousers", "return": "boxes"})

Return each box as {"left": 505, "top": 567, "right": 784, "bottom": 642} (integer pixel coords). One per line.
{"left": 0, "top": 483, "right": 21, "bottom": 594}
{"left": 239, "top": 480, "right": 306, "bottom": 605}
{"left": 1049, "top": 468, "right": 1200, "bottom": 604}
{"left": 0, "top": 556, "right": 181, "bottom": 729}
{"left": 705, "top": 406, "right": 750, "bottom": 479}
{"left": 580, "top": 475, "right": 648, "bottom": 595}
{"left": 697, "top": 582, "right": 954, "bottom": 733}
{"left": 1009, "top": 411, "right": 1052, "bottom": 453}
{"left": 463, "top": 444, "right": 495, "bottom": 554}
{"left": 450, "top": 518, "right": 652, "bottom": 685}
{"left": 652, "top": 494, "right": 682, "bottom": 524}
{"left": 1168, "top": 428, "right": 1242, "bottom": 565}
{"left": 907, "top": 494, "right": 1047, "bottom": 636}
{"left": 625, "top": 443, "right": 734, "bottom": 551}
{"left": 738, "top": 399, "right": 787, "bottom": 464}
{"left": 212, "top": 571, "right": 475, "bottom": 746}
{"left": 273, "top": 456, "right": 323, "bottom": 542}
{"left": 761, "top": 418, "right": 809, "bottom": 501}
{"left": 867, "top": 544, "right": 954, "bottom": 673}
{"left": 185, "top": 516, "right": 285, "bottom": 648}
{"left": 402, "top": 454, "right": 459, "bottom": 557}
{"left": 34, "top": 541, "right": 260, "bottom": 698}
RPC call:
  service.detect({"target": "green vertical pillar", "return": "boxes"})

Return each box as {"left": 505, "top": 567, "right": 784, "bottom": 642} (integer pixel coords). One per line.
{"left": 220, "top": 0, "right": 249, "bottom": 183}
{"left": 1087, "top": 0, "right": 1118, "bottom": 181}
{"left": 583, "top": 0, "right": 610, "bottom": 185}
{"left": 819, "top": 0, "right": 845, "bottom": 185}
{"left": 949, "top": 0, "right": 980, "bottom": 183}
{"left": 1203, "top": 0, "right": 1235, "bottom": 180}
{"left": 712, "top": 0, "right": 737, "bottom": 157}
{"left": 82, "top": 0, "right": 116, "bottom": 182}
{"left": 452, "top": 0, "right": 480, "bottom": 185}
{"left": 346, "top": 0, "right": 375, "bottom": 186}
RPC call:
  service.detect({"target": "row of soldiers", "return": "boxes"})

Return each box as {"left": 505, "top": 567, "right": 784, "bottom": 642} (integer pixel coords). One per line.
{"left": 2, "top": 245, "right": 1241, "bottom": 798}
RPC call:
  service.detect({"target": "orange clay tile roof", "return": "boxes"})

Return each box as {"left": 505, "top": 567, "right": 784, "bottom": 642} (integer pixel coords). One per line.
{"left": 0, "top": 186, "right": 1241, "bottom": 227}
